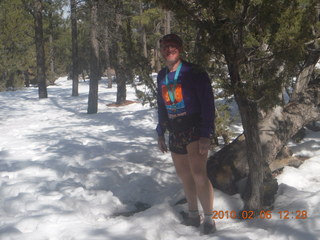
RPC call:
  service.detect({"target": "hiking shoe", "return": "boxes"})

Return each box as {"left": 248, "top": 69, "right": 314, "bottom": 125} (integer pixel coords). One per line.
{"left": 203, "top": 221, "right": 216, "bottom": 234}
{"left": 182, "top": 214, "right": 201, "bottom": 227}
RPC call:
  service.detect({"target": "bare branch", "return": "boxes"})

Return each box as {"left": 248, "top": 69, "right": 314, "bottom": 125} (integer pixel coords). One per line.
{"left": 292, "top": 46, "right": 320, "bottom": 98}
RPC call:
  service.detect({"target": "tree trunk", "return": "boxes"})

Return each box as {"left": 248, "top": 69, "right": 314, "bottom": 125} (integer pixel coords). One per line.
{"left": 99, "top": 0, "right": 113, "bottom": 89}
{"left": 24, "top": 70, "right": 30, "bottom": 87}
{"left": 49, "top": 34, "right": 54, "bottom": 74}
{"left": 236, "top": 97, "right": 265, "bottom": 212}
{"left": 123, "top": 18, "right": 134, "bottom": 85}
{"left": 164, "top": 10, "right": 171, "bottom": 35}
{"left": 103, "top": 22, "right": 112, "bottom": 89}
{"left": 116, "top": 68, "right": 126, "bottom": 105}
{"left": 115, "top": 55, "right": 126, "bottom": 105}
{"left": 87, "top": 0, "right": 100, "bottom": 114}
{"left": 139, "top": 0, "right": 147, "bottom": 59}
{"left": 292, "top": 48, "right": 320, "bottom": 99}
{"left": 34, "top": 0, "right": 47, "bottom": 98}
{"left": 142, "top": 29, "right": 148, "bottom": 59}
{"left": 114, "top": 6, "right": 126, "bottom": 105}
{"left": 219, "top": 43, "right": 270, "bottom": 212}
{"left": 154, "top": 22, "right": 161, "bottom": 72}
{"left": 6, "top": 72, "right": 14, "bottom": 89}
{"left": 48, "top": 0, "right": 55, "bottom": 76}
{"left": 71, "top": 0, "right": 79, "bottom": 96}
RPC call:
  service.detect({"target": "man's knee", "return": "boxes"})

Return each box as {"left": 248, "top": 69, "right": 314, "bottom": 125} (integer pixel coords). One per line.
{"left": 188, "top": 152, "right": 208, "bottom": 174}
{"left": 176, "top": 168, "right": 193, "bottom": 183}
{"left": 172, "top": 154, "right": 192, "bottom": 181}
{"left": 190, "top": 167, "right": 208, "bottom": 186}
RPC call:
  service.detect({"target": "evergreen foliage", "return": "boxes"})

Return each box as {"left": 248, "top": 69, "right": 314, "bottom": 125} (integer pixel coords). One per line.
{"left": 152, "top": 0, "right": 319, "bottom": 109}
{"left": 0, "top": 0, "right": 70, "bottom": 91}
{"left": 0, "top": 0, "right": 34, "bottom": 90}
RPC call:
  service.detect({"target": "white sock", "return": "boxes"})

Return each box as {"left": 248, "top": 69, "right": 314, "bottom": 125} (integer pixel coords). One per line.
{"left": 188, "top": 210, "right": 199, "bottom": 218}
{"left": 204, "top": 213, "right": 214, "bottom": 224}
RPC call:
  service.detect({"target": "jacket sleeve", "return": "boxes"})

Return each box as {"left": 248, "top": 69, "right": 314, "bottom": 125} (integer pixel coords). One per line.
{"left": 156, "top": 72, "right": 169, "bottom": 136}
{"left": 195, "top": 70, "right": 215, "bottom": 138}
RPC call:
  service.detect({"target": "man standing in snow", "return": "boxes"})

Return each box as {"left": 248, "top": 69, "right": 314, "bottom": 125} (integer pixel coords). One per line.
{"left": 156, "top": 33, "right": 216, "bottom": 234}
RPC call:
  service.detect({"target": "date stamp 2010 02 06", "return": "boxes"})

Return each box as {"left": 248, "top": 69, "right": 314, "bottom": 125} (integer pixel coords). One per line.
{"left": 212, "top": 210, "right": 308, "bottom": 220}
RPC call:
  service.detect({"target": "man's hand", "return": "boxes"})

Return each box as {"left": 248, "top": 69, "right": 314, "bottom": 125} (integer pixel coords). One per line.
{"left": 158, "top": 136, "right": 168, "bottom": 153}
{"left": 199, "top": 137, "right": 210, "bottom": 155}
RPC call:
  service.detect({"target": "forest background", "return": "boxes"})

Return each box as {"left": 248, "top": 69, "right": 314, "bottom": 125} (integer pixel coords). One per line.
{"left": 0, "top": 0, "right": 198, "bottom": 102}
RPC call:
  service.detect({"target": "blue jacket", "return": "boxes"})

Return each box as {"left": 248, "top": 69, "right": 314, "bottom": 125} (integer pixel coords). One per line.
{"left": 156, "top": 61, "right": 215, "bottom": 138}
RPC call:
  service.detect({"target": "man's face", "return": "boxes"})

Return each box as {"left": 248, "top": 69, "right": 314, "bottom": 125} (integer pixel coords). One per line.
{"left": 160, "top": 41, "right": 182, "bottom": 65}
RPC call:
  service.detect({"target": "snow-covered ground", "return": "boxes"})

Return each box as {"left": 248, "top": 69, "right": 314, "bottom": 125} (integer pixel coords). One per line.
{"left": 0, "top": 77, "right": 319, "bottom": 240}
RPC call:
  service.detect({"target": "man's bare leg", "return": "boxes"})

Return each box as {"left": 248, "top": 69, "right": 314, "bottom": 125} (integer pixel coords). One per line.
{"left": 186, "top": 140, "right": 216, "bottom": 234}
{"left": 171, "top": 152, "right": 198, "bottom": 212}
{"left": 186, "top": 141, "right": 214, "bottom": 215}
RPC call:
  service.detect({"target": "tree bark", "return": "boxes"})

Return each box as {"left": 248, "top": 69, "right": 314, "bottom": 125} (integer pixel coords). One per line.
{"left": 114, "top": 5, "right": 126, "bottom": 105}
{"left": 164, "top": 10, "right": 171, "bottom": 35}
{"left": 87, "top": 0, "right": 100, "bottom": 114}
{"left": 292, "top": 49, "right": 320, "bottom": 99}
{"left": 48, "top": 0, "right": 55, "bottom": 76}
{"left": 71, "top": 0, "right": 79, "bottom": 96}
{"left": 98, "top": 0, "right": 113, "bottom": 88}
{"left": 24, "top": 70, "right": 30, "bottom": 87}
{"left": 154, "top": 22, "right": 161, "bottom": 73}
{"left": 103, "top": 21, "right": 113, "bottom": 89}
{"left": 49, "top": 34, "right": 54, "bottom": 74}
{"left": 237, "top": 97, "right": 265, "bottom": 212}
{"left": 34, "top": 0, "right": 47, "bottom": 98}
{"left": 139, "top": 0, "right": 148, "bottom": 59}
{"left": 6, "top": 72, "right": 14, "bottom": 89}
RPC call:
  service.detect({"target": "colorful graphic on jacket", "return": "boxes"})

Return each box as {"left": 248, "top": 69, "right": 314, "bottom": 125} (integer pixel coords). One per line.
{"left": 162, "top": 83, "right": 187, "bottom": 118}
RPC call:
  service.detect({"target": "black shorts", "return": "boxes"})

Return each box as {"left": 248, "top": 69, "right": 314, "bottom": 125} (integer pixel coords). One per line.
{"left": 169, "top": 127, "right": 200, "bottom": 154}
